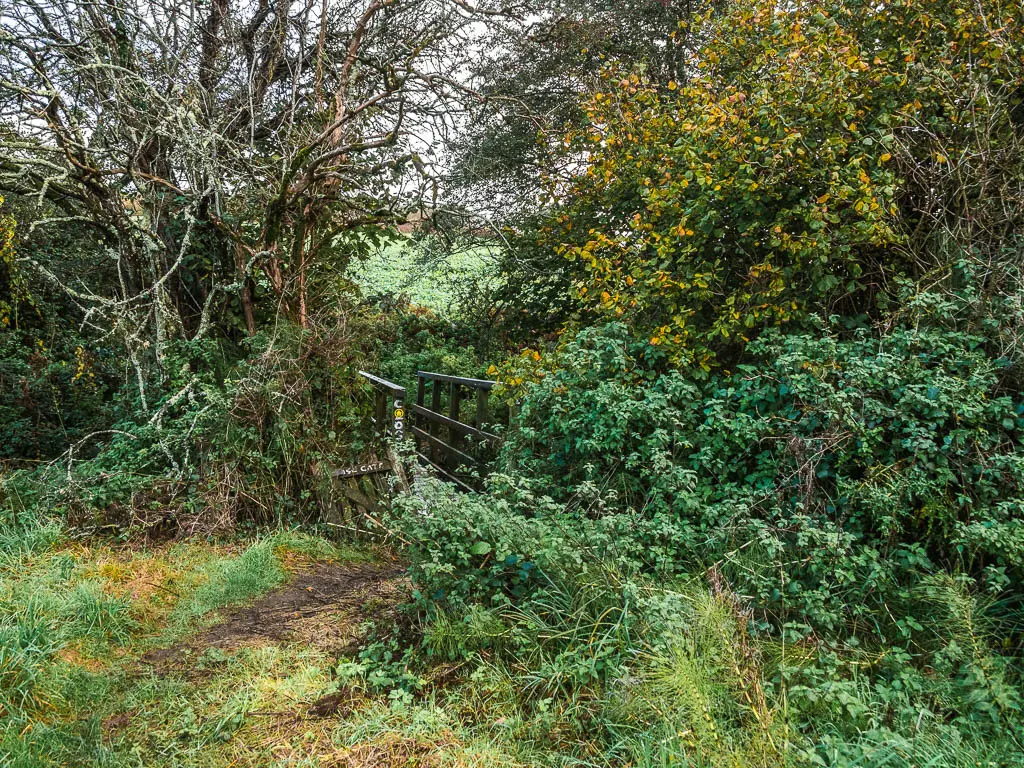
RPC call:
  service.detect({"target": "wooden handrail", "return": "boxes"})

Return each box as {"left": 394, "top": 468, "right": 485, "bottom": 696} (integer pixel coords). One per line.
{"left": 416, "top": 370, "right": 495, "bottom": 390}
{"left": 410, "top": 426, "right": 479, "bottom": 469}
{"left": 359, "top": 371, "right": 407, "bottom": 394}
{"left": 358, "top": 371, "right": 406, "bottom": 443}
{"left": 413, "top": 370, "right": 501, "bottom": 488}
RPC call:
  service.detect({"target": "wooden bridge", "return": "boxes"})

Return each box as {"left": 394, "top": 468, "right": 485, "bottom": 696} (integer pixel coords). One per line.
{"left": 328, "top": 370, "right": 504, "bottom": 526}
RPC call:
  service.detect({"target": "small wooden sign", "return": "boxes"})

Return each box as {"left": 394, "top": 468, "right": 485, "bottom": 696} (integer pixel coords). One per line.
{"left": 392, "top": 399, "right": 405, "bottom": 442}
{"left": 332, "top": 460, "right": 391, "bottom": 479}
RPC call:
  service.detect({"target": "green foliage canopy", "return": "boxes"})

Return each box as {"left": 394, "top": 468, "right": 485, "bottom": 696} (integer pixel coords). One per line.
{"left": 522, "top": 0, "right": 1024, "bottom": 365}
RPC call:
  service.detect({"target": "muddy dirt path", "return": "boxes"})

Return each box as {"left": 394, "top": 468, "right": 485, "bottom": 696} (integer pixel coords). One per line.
{"left": 144, "top": 562, "right": 406, "bottom": 676}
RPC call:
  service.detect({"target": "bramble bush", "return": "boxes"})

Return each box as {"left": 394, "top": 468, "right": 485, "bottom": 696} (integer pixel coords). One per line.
{"left": 384, "top": 310, "right": 1024, "bottom": 763}
{"left": 377, "top": 1, "right": 1024, "bottom": 752}
{"left": 499, "top": 320, "right": 1024, "bottom": 635}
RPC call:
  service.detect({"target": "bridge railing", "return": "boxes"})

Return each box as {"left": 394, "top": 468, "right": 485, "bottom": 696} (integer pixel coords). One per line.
{"left": 349, "top": 369, "right": 502, "bottom": 493}
{"left": 331, "top": 370, "right": 498, "bottom": 535}
{"left": 410, "top": 370, "right": 500, "bottom": 489}
{"left": 358, "top": 371, "right": 406, "bottom": 443}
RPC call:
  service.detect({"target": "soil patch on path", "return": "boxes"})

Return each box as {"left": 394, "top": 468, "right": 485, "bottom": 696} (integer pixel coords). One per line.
{"left": 144, "top": 561, "right": 406, "bottom": 676}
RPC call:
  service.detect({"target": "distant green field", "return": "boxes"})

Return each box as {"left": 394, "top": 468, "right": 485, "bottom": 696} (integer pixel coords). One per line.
{"left": 346, "top": 237, "right": 502, "bottom": 316}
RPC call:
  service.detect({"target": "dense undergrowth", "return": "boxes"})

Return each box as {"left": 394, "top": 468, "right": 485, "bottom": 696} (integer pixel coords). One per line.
{"left": 3, "top": 0, "right": 1024, "bottom": 765}
{"left": 381, "top": 314, "right": 1024, "bottom": 765}
{"left": 9, "top": 249, "right": 1022, "bottom": 766}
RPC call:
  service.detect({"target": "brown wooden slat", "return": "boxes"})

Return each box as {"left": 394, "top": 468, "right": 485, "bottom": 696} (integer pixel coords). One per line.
{"left": 475, "top": 388, "right": 488, "bottom": 431}
{"left": 429, "top": 379, "right": 443, "bottom": 462}
{"left": 331, "top": 459, "right": 390, "bottom": 478}
{"left": 358, "top": 371, "right": 407, "bottom": 395}
{"left": 375, "top": 389, "right": 386, "bottom": 432}
{"left": 415, "top": 451, "right": 475, "bottom": 492}
{"left": 409, "top": 403, "right": 500, "bottom": 442}
{"left": 448, "top": 381, "right": 462, "bottom": 452}
{"left": 410, "top": 425, "right": 480, "bottom": 471}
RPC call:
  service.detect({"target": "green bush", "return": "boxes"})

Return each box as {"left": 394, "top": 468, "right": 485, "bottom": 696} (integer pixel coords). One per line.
{"left": 391, "top": 476, "right": 554, "bottom": 607}
{"left": 0, "top": 319, "right": 119, "bottom": 463}
{"left": 382, "top": 310, "right": 1024, "bottom": 764}
{"left": 11, "top": 305, "right": 388, "bottom": 533}
{"left": 0, "top": 198, "right": 121, "bottom": 463}
{"left": 500, "top": 320, "right": 1024, "bottom": 638}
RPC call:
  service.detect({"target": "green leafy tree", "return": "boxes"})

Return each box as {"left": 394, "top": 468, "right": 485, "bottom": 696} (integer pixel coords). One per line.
{"left": 0, "top": 0, "right": 500, "bottom": 411}
{"left": 0, "top": 199, "right": 120, "bottom": 461}
{"left": 519, "top": 0, "right": 1024, "bottom": 367}
{"left": 450, "top": 0, "right": 706, "bottom": 211}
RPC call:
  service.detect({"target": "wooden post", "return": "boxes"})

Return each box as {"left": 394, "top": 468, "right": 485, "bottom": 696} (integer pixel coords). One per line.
{"left": 430, "top": 379, "right": 442, "bottom": 463}
{"left": 353, "top": 371, "right": 410, "bottom": 510}
{"left": 448, "top": 381, "right": 462, "bottom": 465}
{"left": 475, "top": 388, "right": 488, "bottom": 432}
{"left": 391, "top": 391, "right": 405, "bottom": 442}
